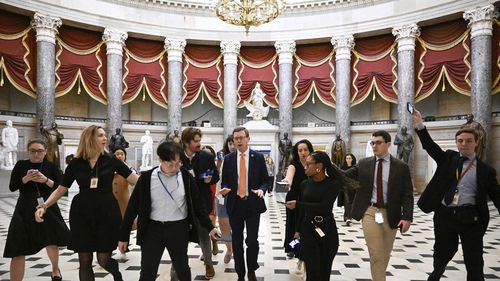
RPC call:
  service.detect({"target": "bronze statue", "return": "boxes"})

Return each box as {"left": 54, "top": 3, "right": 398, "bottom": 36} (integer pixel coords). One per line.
{"left": 40, "top": 120, "right": 64, "bottom": 169}
{"left": 167, "top": 129, "right": 181, "bottom": 144}
{"left": 331, "top": 135, "right": 346, "bottom": 167}
{"left": 278, "top": 132, "right": 293, "bottom": 175}
{"left": 460, "top": 113, "right": 486, "bottom": 159}
{"left": 393, "top": 126, "right": 414, "bottom": 163}
{"left": 109, "top": 128, "right": 129, "bottom": 152}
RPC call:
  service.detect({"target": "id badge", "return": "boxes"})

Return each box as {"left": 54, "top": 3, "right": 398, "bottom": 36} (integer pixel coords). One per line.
{"left": 37, "top": 197, "right": 44, "bottom": 205}
{"left": 315, "top": 227, "right": 325, "bottom": 237}
{"left": 188, "top": 169, "right": 195, "bottom": 178}
{"left": 90, "top": 177, "right": 98, "bottom": 188}
{"left": 375, "top": 211, "right": 384, "bottom": 224}
{"left": 452, "top": 192, "right": 460, "bottom": 205}
{"left": 216, "top": 194, "right": 224, "bottom": 205}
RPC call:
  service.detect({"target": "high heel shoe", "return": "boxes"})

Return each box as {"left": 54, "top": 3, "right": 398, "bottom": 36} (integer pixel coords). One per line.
{"left": 51, "top": 269, "right": 62, "bottom": 281}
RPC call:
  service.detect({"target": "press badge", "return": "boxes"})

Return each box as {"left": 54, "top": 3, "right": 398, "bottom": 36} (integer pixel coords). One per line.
{"left": 188, "top": 169, "right": 195, "bottom": 178}
{"left": 315, "top": 227, "right": 325, "bottom": 237}
{"left": 90, "top": 177, "right": 98, "bottom": 188}
{"left": 37, "top": 197, "right": 44, "bottom": 205}
{"left": 375, "top": 211, "right": 384, "bottom": 224}
{"left": 452, "top": 192, "right": 460, "bottom": 205}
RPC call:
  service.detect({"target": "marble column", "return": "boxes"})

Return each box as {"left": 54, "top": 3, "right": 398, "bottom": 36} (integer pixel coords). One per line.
{"left": 31, "top": 13, "right": 61, "bottom": 130}
{"left": 220, "top": 41, "right": 241, "bottom": 139}
{"left": 103, "top": 28, "right": 127, "bottom": 138}
{"left": 331, "top": 35, "right": 355, "bottom": 148}
{"left": 164, "top": 38, "right": 186, "bottom": 134}
{"left": 275, "top": 41, "right": 296, "bottom": 140}
{"left": 392, "top": 24, "right": 420, "bottom": 133}
{"left": 464, "top": 5, "right": 498, "bottom": 162}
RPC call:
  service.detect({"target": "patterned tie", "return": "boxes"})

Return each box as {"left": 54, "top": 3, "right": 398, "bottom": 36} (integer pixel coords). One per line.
{"left": 239, "top": 153, "right": 247, "bottom": 198}
{"left": 376, "top": 158, "right": 384, "bottom": 208}
{"left": 444, "top": 156, "right": 466, "bottom": 205}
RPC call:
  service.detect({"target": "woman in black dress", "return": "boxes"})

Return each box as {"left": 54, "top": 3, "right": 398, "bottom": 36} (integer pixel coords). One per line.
{"left": 4, "top": 138, "right": 68, "bottom": 281}
{"left": 282, "top": 139, "right": 314, "bottom": 260}
{"left": 286, "top": 151, "right": 357, "bottom": 281}
{"left": 35, "top": 125, "right": 139, "bottom": 281}
{"left": 338, "top": 153, "right": 357, "bottom": 226}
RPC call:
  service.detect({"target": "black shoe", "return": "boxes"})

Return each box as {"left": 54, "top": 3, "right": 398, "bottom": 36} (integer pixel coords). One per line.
{"left": 247, "top": 271, "right": 257, "bottom": 281}
{"left": 51, "top": 270, "right": 62, "bottom": 281}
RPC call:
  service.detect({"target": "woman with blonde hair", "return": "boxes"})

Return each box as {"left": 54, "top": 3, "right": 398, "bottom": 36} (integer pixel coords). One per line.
{"left": 35, "top": 125, "right": 139, "bottom": 281}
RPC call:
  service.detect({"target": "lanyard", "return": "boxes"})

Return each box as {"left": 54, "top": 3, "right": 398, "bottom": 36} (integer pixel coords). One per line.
{"left": 157, "top": 171, "right": 182, "bottom": 212}
{"left": 456, "top": 158, "right": 476, "bottom": 184}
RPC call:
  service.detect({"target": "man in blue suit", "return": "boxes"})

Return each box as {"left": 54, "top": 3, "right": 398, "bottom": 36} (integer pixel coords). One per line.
{"left": 219, "top": 127, "right": 268, "bottom": 281}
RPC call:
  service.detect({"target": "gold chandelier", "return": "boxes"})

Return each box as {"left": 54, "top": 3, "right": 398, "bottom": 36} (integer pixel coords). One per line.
{"left": 213, "top": 0, "right": 286, "bottom": 34}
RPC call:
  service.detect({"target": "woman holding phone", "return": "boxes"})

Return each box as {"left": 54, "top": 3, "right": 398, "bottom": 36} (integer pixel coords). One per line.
{"left": 4, "top": 138, "right": 68, "bottom": 281}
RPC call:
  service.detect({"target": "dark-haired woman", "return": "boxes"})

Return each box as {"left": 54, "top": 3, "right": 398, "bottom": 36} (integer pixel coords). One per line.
{"left": 338, "top": 153, "right": 357, "bottom": 226}
{"left": 286, "top": 151, "right": 357, "bottom": 281}
{"left": 4, "top": 138, "right": 68, "bottom": 281}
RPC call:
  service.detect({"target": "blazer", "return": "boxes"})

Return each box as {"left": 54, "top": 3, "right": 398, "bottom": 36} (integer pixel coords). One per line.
{"left": 221, "top": 149, "right": 268, "bottom": 215}
{"left": 415, "top": 126, "right": 500, "bottom": 231}
{"left": 119, "top": 167, "right": 214, "bottom": 245}
{"left": 346, "top": 155, "right": 414, "bottom": 229}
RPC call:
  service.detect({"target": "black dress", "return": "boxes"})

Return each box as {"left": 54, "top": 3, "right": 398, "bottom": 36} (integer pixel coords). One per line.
{"left": 62, "top": 154, "right": 132, "bottom": 252}
{"left": 297, "top": 177, "right": 341, "bottom": 281}
{"left": 3, "top": 159, "right": 69, "bottom": 258}
{"left": 283, "top": 161, "right": 307, "bottom": 255}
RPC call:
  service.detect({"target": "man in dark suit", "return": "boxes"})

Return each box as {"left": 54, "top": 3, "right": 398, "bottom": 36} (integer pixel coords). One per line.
{"left": 345, "top": 130, "right": 414, "bottom": 281}
{"left": 180, "top": 127, "right": 219, "bottom": 279}
{"left": 219, "top": 127, "right": 268, "bottom": 281}
{"left": 412, "top": 109, "right": 500, "bottom": 281}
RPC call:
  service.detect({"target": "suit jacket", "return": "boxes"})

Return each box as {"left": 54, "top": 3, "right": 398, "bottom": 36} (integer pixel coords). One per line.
{"left": 221, "top": 149, "right": 268, "bottom": 215}
{"left": 181, "top": 150, "right": 220, "bottom": 214}
{"left": 415, "top": 126, "right": 500, "bottom": 231}
{"left": 345, "top": 155, "right": 414, "bottom": 229}
{"left": 119, "top": 167, "right": 214, "bottom": 245}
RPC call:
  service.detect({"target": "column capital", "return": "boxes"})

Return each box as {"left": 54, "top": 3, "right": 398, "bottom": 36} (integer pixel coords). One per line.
{"left": 464, "top": 4, "right": 499, "bottom": 39}
{"left": 331, "top": 34, "right": 355, "bottom": 61}
{"left": 102, "top": 29, "right": 128, "bottom": 56}
{"left": 164, "top": 38, "right": 186, "bottom": 62}
{"left": 220, "top": 41, "right": 241, "bottom": 65}
{"left": 274, "top": 41, "right": 296, "bottom": 65}
{"left": 31, "top": 13, "right": 62, "bottom": 44}
{"left": 392, "top": 24, "right": 420, "bottom": 52}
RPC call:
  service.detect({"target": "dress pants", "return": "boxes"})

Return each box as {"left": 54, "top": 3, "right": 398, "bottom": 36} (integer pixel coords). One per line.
{"left": 196, "top": 222, "right": 213, "bottom": 266}
{"left": 428, "top": 205, "right": 484, "bottom": 281}
{"left": 139, "top": 219, "right": 191, "bottom": 281}
{"left": 229, "top": 199, "right": 261, "bottom": 278}
{"left": 362, "top": 206, "right": 397, "bottom": 281}
{"left": 301, "top": 218, "right": 339, "bottom": 281}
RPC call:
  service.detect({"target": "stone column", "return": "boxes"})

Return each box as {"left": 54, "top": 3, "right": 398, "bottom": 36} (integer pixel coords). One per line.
{"left": 392, "top": 24, "right": 420, "bottom": 133}
{"left": 274, "top": 40, "right": 296, "bottom": 139}
{"left": 331, "top": 35, "right": 355, "bottom": 148}
{"left": 164, "top": 38, "right": 186, "bottom": 134}
{"left": 31, "top": 13, "right": 61, "bottom": 129}
{"left": 464, "top": 5, "right": 498, "bottom": 162}
{"left": 103, "top": 28, "right": 127, "bottom": 138}
{"left": 220, "top": 41, "right": 241, "bottom": 138}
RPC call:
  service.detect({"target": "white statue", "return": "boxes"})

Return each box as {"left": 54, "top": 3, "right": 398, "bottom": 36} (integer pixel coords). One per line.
{"left": 244, "top": 82, "right": 269, "bottom": 120}
{"left": 365, "top": 138, "right": 374, "bottom": 157}
{"left": 2, "top": 120, "right": 19, "bottom": 168}
{"left": 140, "top": 130, "right": 153, "bottom": 170}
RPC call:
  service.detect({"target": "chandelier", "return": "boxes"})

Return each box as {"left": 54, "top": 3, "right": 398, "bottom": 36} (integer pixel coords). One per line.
{"left": 213, "top": 0, "right": 286, "bottom": 34}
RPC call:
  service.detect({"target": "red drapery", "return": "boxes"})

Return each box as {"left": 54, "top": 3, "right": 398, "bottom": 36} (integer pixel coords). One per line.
{"left": 123, "top": 38, "right": 168, "bottom": 108}
{"left": 0, "top": 10, "right": 36, "bottom": 97}
{"left": 493, "top": 20, "right": 499, "bottom": 94}
{"left": 293, "top": 43, "right": 335, "bottom": 108}
{"left": 352, "top": 34, "right": 397, "bottom": 104}
{"left": 237, "top": 46, "right": 278, "bottom": 108}
{"left": 415, "top": 19, "right": 471, "bottom": 101}
{"left": 183, "top": 45, "right": 223, "bottom": 107}
{"left": 55, "top": 26, "right": 107, "bottom": 103}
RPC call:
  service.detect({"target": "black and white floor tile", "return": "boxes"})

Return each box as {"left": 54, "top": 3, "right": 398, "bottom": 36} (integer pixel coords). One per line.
{"left": 0, "top": 192, "right": 499, "bottom": 280}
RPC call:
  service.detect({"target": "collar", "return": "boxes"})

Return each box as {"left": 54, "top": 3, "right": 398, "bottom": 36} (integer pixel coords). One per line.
{"left": 156, "top": 166, "right": 181, "bottom": 177}
{"left": 184, "top": 150, "right": 196, "bottom": 160}
{"left": 375, "top": 154, "right": 390, "bottom": 162}
{"left": 459, "top": 153, "right": 476, "bottom": 161}
{"left": 238, "top": 148, "right": 250, "bottom": 157}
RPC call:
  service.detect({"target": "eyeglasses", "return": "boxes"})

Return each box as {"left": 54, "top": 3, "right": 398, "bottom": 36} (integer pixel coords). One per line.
{"left": 163, "top": 161, "right": 182, "bottom": 169}
{"left": 234, "top": 136, "right": 247, "bottom": 141}
{"left": 369, "top": 141, "right": 387, "bottom": 146}
{"left": 29, "top": 149, "right": 46, "bottom": 154}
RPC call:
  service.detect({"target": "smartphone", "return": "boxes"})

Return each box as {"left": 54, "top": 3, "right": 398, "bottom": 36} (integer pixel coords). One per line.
{"left": 406, "top": 102, "right": 414, "bottom": 114}
{"left": 399, "top": 224, "right": 404, "bottom": 233}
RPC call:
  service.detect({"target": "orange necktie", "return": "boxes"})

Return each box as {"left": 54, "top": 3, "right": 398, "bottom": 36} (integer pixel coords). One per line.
{"left": 239, "top": 153, "right": 247, "bottom": 198}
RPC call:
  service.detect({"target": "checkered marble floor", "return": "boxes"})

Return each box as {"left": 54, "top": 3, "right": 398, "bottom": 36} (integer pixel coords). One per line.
{"left": 0, "top": 192, "right": 499, "bottom": 281}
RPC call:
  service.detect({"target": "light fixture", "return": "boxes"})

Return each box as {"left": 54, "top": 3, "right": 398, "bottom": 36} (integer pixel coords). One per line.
{"left": 213, "top": 0, "right": 286, "bottom": 34}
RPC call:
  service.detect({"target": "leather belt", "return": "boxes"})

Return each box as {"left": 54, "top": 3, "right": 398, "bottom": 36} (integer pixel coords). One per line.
{"left": 370, "top": 202, "right": 385, "bottom": 209}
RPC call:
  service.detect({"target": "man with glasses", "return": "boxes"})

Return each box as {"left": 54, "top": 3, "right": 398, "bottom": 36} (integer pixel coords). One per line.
{"left": 179, "top": 127, "right": 219, "bottom": 279}
{"left": 219, "top": 127, "right": 268, "bottom": 281}
{"left": 412, "top": 109, "right": 500, "bottom": 281}
{"left": 118, "top": 141, "right": 220, "bottom": 281}
{"left": 344, "top": 130, "right": 414, "bottom": 281}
